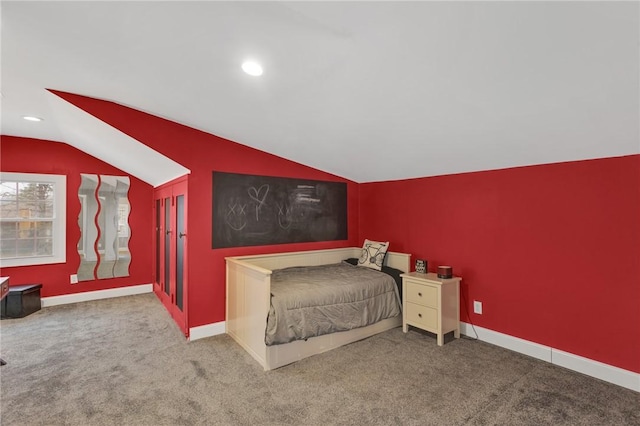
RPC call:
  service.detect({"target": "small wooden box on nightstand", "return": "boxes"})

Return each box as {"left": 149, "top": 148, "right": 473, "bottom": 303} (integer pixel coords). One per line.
{"left": 400, "top": 272, "right": 461, "bottom": 346}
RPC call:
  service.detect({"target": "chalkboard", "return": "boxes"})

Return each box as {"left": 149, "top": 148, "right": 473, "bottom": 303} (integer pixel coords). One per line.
{"left": 212, "top": 172, "right": 348, "bottom": 248}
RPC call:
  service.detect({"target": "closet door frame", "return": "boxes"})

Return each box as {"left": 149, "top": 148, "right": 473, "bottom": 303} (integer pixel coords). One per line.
{"left": 153, "top": 176, "right": 188, "bottom": 336}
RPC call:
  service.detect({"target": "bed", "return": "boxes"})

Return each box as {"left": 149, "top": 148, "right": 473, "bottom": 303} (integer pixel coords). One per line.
{"left": 226, "top": 247, "right": 411, "bottom": 371}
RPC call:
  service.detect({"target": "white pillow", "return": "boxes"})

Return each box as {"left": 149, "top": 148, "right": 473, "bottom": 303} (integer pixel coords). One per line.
{"left": 358, "top": 239, "right": 389, "bottom": 271}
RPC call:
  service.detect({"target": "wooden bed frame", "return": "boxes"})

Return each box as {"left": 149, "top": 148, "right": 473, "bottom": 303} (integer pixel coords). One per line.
{"left": 226, "top": 247, "right": 411, "bottom": 371}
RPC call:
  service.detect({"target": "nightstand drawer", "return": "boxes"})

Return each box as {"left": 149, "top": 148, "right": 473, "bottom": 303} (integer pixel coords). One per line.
{"left": 405, "top": 281, "right": 437, "bottom": 307}
{"left": 406, "top": 302, "right": 438, "bottom": 330}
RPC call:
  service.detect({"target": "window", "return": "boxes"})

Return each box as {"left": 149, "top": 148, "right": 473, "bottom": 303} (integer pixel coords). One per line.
{"left": 0, "top": 172, "right": 66, "bottom": 267}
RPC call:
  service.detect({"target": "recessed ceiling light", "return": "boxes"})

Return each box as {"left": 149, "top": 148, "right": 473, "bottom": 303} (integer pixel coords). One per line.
{"left": 242, "top": 61, "right": 263, "bottom": 76}
{"left": 23, "top": 116, "right": 43, "bottom": 122}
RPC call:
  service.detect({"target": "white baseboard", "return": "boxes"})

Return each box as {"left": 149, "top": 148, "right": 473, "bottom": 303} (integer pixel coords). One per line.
{"left": 189, "top": 321, "right": 225, "bottom": 341}
{"left": 552, "top": 349, "right": 640, "bottom": 393}
{"left": 460, "top": 322, "right": 640, "bottom": 392}
{"left": 460, "top": 322, "right": 551, "bottom": 363}
{"left": 41, "top": 284, "right": 153, "bottom": 307}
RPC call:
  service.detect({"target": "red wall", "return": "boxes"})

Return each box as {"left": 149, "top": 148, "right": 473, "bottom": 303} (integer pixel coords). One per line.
{"left": 359, "top": 155, "right": 640, "bottom": 373}
{"left": 49, "top": 91, "right": 360, "bottom": 330}
{"left": 5, "top": 92, "right": 638, "bottom": 375}
{"left": 0, "top": 136, "right": 154, "bottom": 297}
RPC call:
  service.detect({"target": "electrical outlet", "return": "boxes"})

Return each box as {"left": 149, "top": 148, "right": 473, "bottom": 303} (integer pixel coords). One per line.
{"left": 70, "top": 274, "right": 78, "bottom": 284}
{"left": 473, "top": 300, "right": 483, "bottom": 314}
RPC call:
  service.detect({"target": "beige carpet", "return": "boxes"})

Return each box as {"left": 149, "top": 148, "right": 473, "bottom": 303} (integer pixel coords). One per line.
{"left": 1, "top": 293, "right": 638, "bottom": 425}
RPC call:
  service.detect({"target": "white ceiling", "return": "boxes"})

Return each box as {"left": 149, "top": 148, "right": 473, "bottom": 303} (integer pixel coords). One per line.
{"left": 2, "top": 1, "right": 638, "bottom": 184}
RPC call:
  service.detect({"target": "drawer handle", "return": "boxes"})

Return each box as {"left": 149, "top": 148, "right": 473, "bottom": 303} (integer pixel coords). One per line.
{"left": 418, "top": 292, "right": 422, "bottom": 297}
{"left": 418, "top": 313, "right": 422, "bottom": 318}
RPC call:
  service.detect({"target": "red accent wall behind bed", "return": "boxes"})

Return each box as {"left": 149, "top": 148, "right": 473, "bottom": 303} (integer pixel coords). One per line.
{"left": 48, "top": 90, "right": 361, "bottom": 331}
{"left": 358, "top": 154, "right": 640, "bottom": 373}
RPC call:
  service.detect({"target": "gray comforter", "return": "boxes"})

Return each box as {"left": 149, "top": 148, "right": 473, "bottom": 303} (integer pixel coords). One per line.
{"left": 265, "top": 262, "right": 401, "bottom": 346}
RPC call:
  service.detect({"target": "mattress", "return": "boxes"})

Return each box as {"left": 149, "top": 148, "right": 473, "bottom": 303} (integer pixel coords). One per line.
{"left": 265, "top": 262, "right": 401, "bottom": 346}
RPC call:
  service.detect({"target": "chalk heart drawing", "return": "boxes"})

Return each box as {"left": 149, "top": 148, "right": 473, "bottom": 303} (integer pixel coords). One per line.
{"left": 248, "top": 184, "right": 269, "bottom": 221}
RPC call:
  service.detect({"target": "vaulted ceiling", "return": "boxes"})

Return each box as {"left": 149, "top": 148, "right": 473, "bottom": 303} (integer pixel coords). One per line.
{"left": 2, "top": 1, "right": 638, "bottom": 185}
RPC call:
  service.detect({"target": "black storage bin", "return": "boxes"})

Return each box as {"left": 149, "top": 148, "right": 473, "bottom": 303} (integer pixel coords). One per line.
{"left": 1, "top": 284, "right": 42, "bottom": 319}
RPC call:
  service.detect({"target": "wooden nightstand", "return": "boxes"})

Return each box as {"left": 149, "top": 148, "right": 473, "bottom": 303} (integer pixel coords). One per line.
{"left": 401, "top": 272, "right": 461, "bottom": 346}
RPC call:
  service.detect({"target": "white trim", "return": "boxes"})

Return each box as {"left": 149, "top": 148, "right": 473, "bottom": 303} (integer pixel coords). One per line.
{"left": 552, "top": 349, "right": 640, "bottom": 393}
{"left": 189, "top": 321, "right": 225, "bottom": 341}
{"left": 41, "top": 284, "right": 152, "bottom": 307}
{"left": 461, "top": 322, "right": 640, "bottom": 392}
{"left": 460, "top": 322, "right": 551, "bottom": 363}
